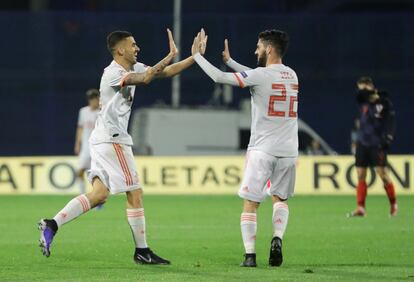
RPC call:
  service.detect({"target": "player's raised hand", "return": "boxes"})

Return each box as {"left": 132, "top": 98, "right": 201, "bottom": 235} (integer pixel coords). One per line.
{"left": 167, "top": 28, "right": 178, "bottom": 58}
{"left": 191, "top": 31, "right": 201, "bottom": 56}
{"left": 199, "top": 28, "right": 208, "bottom": 55}
{"left": 192, "top": 29, "right": 208, "bottom": 56}
{"left": 222, "top": 39, "right": 231, "bottom": 63}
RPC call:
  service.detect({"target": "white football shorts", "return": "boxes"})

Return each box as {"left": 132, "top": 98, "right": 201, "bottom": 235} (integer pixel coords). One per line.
{"left": 238, "top": 149, "right": 296, "bottom": 203}
{"left": 87, "top": 142, "right": 141, "bottom": 194}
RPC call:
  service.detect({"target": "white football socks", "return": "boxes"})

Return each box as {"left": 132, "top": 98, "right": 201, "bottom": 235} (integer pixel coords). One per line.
{"left": 127, "top": 208, "right": 148, "bottom": 248}
{"left": 272, "top": 202, "right": 289, "bottom": 239}
{"left": 53, "top": 194, "right": 91, "bottom": 228}
{"left": 240, "top": 212, "right": 257, "bottom": 254}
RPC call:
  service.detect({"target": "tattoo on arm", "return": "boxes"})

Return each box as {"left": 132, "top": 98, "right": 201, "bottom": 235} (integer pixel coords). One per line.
{"left": 123, "top": 73, "right": 147, "bottom": 86}
{"left": 122, "top": 53, "right": 174, "bottom": 86}
{"left": 151, "top": 56, "right": 173, "bottom": 74}
{"left": 156, "top": 56, "right": 194, "bottom": 79}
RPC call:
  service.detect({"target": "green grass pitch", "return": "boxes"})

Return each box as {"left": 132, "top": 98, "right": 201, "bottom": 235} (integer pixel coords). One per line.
{"left": 0, "top": 195, "right": 413, "bottom": 281}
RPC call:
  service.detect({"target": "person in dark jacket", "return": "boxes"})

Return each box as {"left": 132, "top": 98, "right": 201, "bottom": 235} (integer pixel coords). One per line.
{"left": 348, "top": 76, "right": 397, "bottom": 217}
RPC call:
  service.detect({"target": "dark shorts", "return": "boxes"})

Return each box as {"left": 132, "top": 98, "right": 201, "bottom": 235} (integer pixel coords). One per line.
{"left": 355, "top": 143, "right": 387, "bottom": 167}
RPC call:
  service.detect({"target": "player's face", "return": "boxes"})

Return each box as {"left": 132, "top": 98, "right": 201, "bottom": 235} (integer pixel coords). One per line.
{"left": 255, "top": 39, "right": 267, "bottom": 67}
{"left": 88, "top": 97, "right": 100, "bottom": 110}
{"left": 121, "top": 36, "right": 140, "bottom": 65}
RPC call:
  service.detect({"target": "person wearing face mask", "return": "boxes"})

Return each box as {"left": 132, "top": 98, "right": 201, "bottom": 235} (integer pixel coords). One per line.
{"left": 347, "top": 76, "right": 397, "bottom": 217}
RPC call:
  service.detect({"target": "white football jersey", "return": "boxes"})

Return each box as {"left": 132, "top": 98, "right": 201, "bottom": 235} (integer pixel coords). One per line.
{"left": 77, "top": 106, "right": 99, "bottom": 152}
{"left": 90, "top": 60, "right": 148, "bottom": 145}
{"left": 234, "top": 64, "right": 299, "bottom": 157}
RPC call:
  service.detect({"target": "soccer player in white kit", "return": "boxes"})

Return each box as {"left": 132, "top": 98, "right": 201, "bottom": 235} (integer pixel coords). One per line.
{"left": 39, "top": 29, "right": 207, "bottom": 264}
{"left": 192, "top": 29, "right": 298, "bottom": 267}
{"left": 74, "top": 89, "right": 99, "bottom": 194}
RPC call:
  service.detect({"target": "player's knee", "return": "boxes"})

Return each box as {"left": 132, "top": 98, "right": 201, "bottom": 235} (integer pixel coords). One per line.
{"left": 243, "top": 200, "right": 259, "bottom": 212}
{"left": 377, "top": 171, "right": 389, "bottom": 183}
{"left": 87, "top": 190, "right": 108, "bottom": 206}
{"left": 375, "top": 168, "right": 386, "bottom": 179}
{"left": 357, "top": 171, "right": 367, "bottom": 181}
{"left": 96, "top": 193, "right": 108, "bottom": 205}
{"left": 272, "top": 195, "right": 287, "bottom": 203}
{"left": 129, "top": 195, "right": 143, "bottom": 208}
{"left": 126, "top": 189, "right": 143, "bottom": 208}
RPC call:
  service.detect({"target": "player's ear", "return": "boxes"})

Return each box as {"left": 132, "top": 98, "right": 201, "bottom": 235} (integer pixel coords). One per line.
{"left": 266, "top": 45, "right": 272, "bottom": 55}
{"left": 117, "top": 47, "right": 125, "bottom": 56}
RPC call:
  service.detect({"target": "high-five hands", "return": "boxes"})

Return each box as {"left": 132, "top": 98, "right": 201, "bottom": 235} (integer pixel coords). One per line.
{"left": 145, "top": 28, "right": 178, "bottom": 79}
{"left": 222, "top": 39, "right": 231, "bottom": 63}
{"left": 192, "top": 28, "right": 208, "bottom": 56}
{"left": 167, "top": 28, "right": 178, "bottom": 58}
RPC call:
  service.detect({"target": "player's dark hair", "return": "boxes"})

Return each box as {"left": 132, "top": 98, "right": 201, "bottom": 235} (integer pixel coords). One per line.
{"left": 86, "top": 88, "right": 99, "bottom": 99}
{"left": 107, "top": 30, "right": 132, "bottom": 54}
{"left": 357, "top": 76, "right": 374, "bottom": 85}
{"left": 258, "top": 29, "right": 289, "bottom": 57}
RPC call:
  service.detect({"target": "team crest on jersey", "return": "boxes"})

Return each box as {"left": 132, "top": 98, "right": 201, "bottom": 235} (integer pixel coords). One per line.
{"left": 240, "top": 71, "right": 248, "bottom": 78}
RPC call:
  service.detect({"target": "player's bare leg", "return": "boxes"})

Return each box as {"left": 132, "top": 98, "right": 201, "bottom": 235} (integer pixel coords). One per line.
{"left": 348, "top": 167, "right": 367, "bottom": 217}
{"left": 86, "top": 177, "right": 110, "bottom": 206}
{"left": 376, "top": 166, "right": 397, "bottom": 216}
{"left": 240, "top": 199, "right": 259, "bottom": 267}
{"left": 78, "top": 169, "right": 104, "bottom": 210}
{"left": 38, "top": 177, "right": 109, "bottom": 257}
{"left": 269, "top": 195, "right": 288, "bottom": 267}
{"left": 127, "top": 189, "right": 170, "bottom": 265}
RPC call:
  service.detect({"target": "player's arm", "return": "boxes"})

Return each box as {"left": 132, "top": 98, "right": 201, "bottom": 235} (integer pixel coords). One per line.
{"left": 122, "top": 29, "right": 178, "bottom": 86}
{"left": 154, "top": 31, "right": 208, "bottom": 78}
{"left": 222, "top": 39, "right": 251, "bottom": 72}
{"left": 192, "top": 32, "right": 260, "bottom": 88}
{"left": 153, "top": 56, "right": 194, "bottom": 79}
{"left": 193, "top": 52, "right": 245, "bottom": 87}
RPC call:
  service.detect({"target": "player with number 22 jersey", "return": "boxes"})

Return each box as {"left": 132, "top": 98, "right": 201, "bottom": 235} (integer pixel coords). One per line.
{"left": 192, "top": 28, "right": 298, "bottom": 267}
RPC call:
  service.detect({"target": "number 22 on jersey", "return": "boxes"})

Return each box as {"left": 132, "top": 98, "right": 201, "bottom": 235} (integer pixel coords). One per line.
{"left": 268, "top": 83, "right": 298, "bottom": 118}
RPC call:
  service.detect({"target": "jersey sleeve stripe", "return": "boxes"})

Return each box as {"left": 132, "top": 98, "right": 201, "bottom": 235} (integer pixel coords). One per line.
{"left": 119, "top": 74, "right": 130, "bottom": 88}
{"left": 233, "top": 73, "right": 245, "bottom": 88}
{"left": 291, "top": 84, "right": 299, "bottom": 91}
